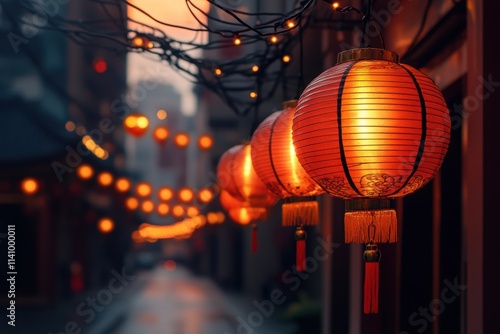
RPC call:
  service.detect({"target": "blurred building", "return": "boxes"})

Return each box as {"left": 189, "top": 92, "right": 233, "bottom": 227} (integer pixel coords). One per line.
{"left": 0, "top": 0, "right": 128, "bottom": 308}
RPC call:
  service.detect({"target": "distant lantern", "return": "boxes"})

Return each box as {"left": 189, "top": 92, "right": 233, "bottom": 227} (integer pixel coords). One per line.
{"left": 198, "top": 135, "right": 213, "bottom": 150}
{"left": 157, "top": 203, "right": 170, "bottom": 216}
{"left": 251, "top": 100, "right": 324, "bottom": 271}
{"left": 98, "top": 218, "right": 114, "bottom": 234}
{"left": 141, "top": 200, "right": 154, "bottom": 214}
{"left": 153, "top": 125, "right": 169, "bottom": 143}
{"left": 158, "top": 186, "right": 174, "bottom": 202}
{"left": 97, "top": 172, "right": 113, "bottom": 187}
{"left": 293, "top": 48, "right": 451, "bottom": 314}
{"left": 77, "top": 164, "right": 94, "bottom": 180}
{"left": 21, "top": 178, "right": 39, "bottom": 195}
{"left": 93, "top": 58, "right": 107, "bottom": 73}
{"left": 115, "top": 177, "right": 131, "bottom": 193}
{"left": 174, "top": 132, "right": 190, "bottom": 148}
{"left": 186, "top": 206, "right": 200, "bottom": 218}
{"left": 217, "top": 144, "right": 278, "bottom": 253}
{"left": 178, "top": 187, "right": 194, "bottom": 203}
{"left": 124, "top": 113, "right": 149, "bottom": 137}
{"left": 135, "top": 182, "right": 152, "bottom": 198}
{"left": 197, "top": 188, "right": 214, "bottom": 204}
{"left": 157, "top": 109, "right": 167, "bottom": 120}
{"left": 172, "top": 204, "right": 185, "bottom": 218}
{"left": 125, "top": 197, "right": 139, "bottom": 210}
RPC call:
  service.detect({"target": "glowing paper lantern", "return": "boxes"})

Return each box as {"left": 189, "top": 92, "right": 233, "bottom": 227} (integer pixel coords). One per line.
{"left": 217, "top": 145, "right": 278, "bottom": 254}
{"left": 251, "top": 100, "right": 324, "bottom": 271}
{"left": 174, "top": 132, "right": 190, "bottom": 148}
{"left": 178, "top": 187, "right": 194, "bottom": 203}
{"left": 115, "top": 177, "right": 131, "bottom": 193}
{"left": 198, "top": 135, "right": 213, "bottom": 150}
{"left": 98, "top": 218, "right": 114, "bottom": 234}
{"left": 21, "top": 178, "right": 39, "bottom": 195}
{"left": 158, "top": 186, "right": 174, "bottom": 201}
{"left": 77, "top": 164, "right": 94, "bottom": 180}
{"left": 293, "top": 48, "right": 451, "bottom": 313}
{"left": 135, "top": 182, "right": 152, "bottom": 198}
{"left": 125, "top": 197, "right": 139, "bottom": 211}
{"left": 124, "top": 113, "right": 149, "bottom": 137}
{"left": 197, "top": 188, "right": 214, "bottom": 204}
{"left": 157, "top": 203, "right": 170, "bottom": 216}
{"left": 153, "top": 125, "right": 169, "bottom": 143}
{"left": 141, "top": 200, "right": 154, "bottom": 214}
{"left": 97, "top": 172, "right": 113, "bottom": 187}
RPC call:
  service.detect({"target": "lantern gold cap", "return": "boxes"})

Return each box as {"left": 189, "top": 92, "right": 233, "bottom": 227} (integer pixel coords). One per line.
{"left": 337, "top": 48, "right": 399, "bottom": 64}
{"left": 282, "top": 100, "right": 298, "bottom": 109}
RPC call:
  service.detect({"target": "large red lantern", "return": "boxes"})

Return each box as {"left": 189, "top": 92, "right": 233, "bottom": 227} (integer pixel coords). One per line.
{"left": 123, "top": 112, "right": 149, "bottom": 137}
{"left": 251, "top": 100, "right": 324, "bottom": 271}
{"left": 217, "top": 144, "right": 278, "bottom": 252}
{"left": 293, "top": 48, "right": 451, "bottom": 313}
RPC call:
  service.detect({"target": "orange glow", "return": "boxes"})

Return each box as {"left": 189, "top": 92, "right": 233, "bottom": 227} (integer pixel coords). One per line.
{"left": 135, "top": 182, "right": 152, "bottom": 197}
{"left": 217, "top": 144, "right": 278, "bottom": 207}
{"left": 172, "top": 204, "right": 185, "bottom": 218}
{"left": 21, "top": 178, "right": 39, "bottom": 195}
{"left": 124, "top": 113, "right": 149, "bottom": 137}
{"left": 214, "top": 68, "right": 222, "bottom": 76}
{"left": 77, "top": 164, "right": 94, "bottom": 180}
{"left": 252, "top": 65, "right": 259, "bottom": 72}
{"left": 65, "top": 121, "right": 76, "bottom": 132}
{"left": 174, "top": 132, "right": 190, "bottom": 148}
{"left": 286, "top": 20, "right": 296, "bottom": 28}
{"left": 270, "top": 35, "right": 278, "bottom": 44}
{"left": 293, "top": 54, "right": 451, "bottom": 199}
{"left": 164, "top": 260, "right": 176, "bottom": 271}
{"left": 250, "top": 91, "right": 258, "bottom": 99}
{"left": 250, "top": 101, "right": 323, "bottom": 198}
{"left": 125, "top": 197, "right": 139, "bottom": 210}
{"left": 207, "top": 211, "right": 225, "bottom": 224}
{"left": 197, "top": 188, "right": 214, "bottom": 203}
{"left": 198, "top": 135, "right": 213, "bottom": 150}
{"left": 153, "top": 126, "right": 169, "bottom": 143}
{"left": 97, "top": 172, "right": 113, "bottom": 187}
{"left": 157, "top": 203, "right": 170, "bottom": 216}
{"left": 219, "top": 189, "right": 269, "bottom": 225}
{"left": 282, "top": 55, "right": 291, "bottom": 63}
{"left": 98, "top": 218, "right": 114, "bottom": 234}
{"left": 158, "top": 187, "right": 174, "bottom": 201}
{"left": 93, "top": 58, "right": 107, "bottom": 73}
{"left": 186, "top": 206, "right": 200, "bottom": 218}
{"left": 157, "top": 109, "right": 167, "bottom": 120}
{"left": 115, "top": 177, "right": 131, "bottom": 193}
{"left": 234, "top": 36, "right": 242, "bottom": 45}
{"left": 332, "top": 2, "right": 340, "bottom": 10}
{"left": 141, "top": 200, "right": 154, "bottom": 214}
{"left": 178, "top": 187, "right": 194, "bottom": 203}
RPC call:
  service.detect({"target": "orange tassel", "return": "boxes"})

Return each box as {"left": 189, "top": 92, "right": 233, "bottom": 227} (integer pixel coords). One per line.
{"left": 251, "top": 224, "right": 258, "bottom": 253}
{"left": 363, "top": 243, "right": 381, "bottom": 314}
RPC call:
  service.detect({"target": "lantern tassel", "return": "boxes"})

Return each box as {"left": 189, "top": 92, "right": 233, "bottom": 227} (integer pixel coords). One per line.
{"left": 345, "top": 209, "right": 397, "bottom": 243}
{"left": 295, "top": 226, "right": 307, "bottom": 271}
{"left": 282, "top": 201, "right": 319, "bottom": 227}
{"left": 363, "top": 243, "right": 381, "bottom": 314}
{"left": 251, "top": 224, "right": 258, "bottom": 253}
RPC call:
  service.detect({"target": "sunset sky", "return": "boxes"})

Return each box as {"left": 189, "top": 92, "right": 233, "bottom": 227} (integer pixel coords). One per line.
{"left": 127, "top": 1, "right": 210, "bottom": 116}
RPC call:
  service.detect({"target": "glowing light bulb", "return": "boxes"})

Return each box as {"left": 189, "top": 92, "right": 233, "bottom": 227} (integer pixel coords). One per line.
{"left": 282, "top": 55, "right": 291, "bottom": 63}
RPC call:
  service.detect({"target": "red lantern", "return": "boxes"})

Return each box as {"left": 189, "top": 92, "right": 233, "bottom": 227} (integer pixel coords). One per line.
{"left": 124, "top": 113, "right": 149, "bottom": 137}
{"left": 217, "top": 144, "right": 278, "bottom": 252}
{"left": 251, "top": 100, "right": 324, "bottom": 271}
{"left": 220, "top": 189, "right": 268, "bottom": 253}
{"left": 293, "top": 48, "right": 451, "bottom": 313}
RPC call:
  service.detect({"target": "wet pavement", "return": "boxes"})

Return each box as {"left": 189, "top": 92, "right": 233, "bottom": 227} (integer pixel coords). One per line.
{"left": 85, "top": 265, "right": 296, "bottom": 334}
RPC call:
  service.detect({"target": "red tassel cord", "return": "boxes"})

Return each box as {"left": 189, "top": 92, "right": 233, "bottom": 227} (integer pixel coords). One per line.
{"left": 295, "top": 226, "right": 307, "bottom": 271}
{"left": 364, "top": 262, "right": 379, "bottom": 313}
{"left": 363, "top": 243, "right": 381, "bottom": 314}
{"left": 251, "top": 224, "right": 258, "bottom": 253}
{"left": 296, "top": 239, "right": 306, "bottom": 271}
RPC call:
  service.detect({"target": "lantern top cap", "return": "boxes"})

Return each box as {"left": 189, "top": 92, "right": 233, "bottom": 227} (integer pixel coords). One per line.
{"left": 337, "top": 48, "right": 399, "bottom": 64}
{"left": 282, "top": 100, "right": 298, "bottom": 109}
